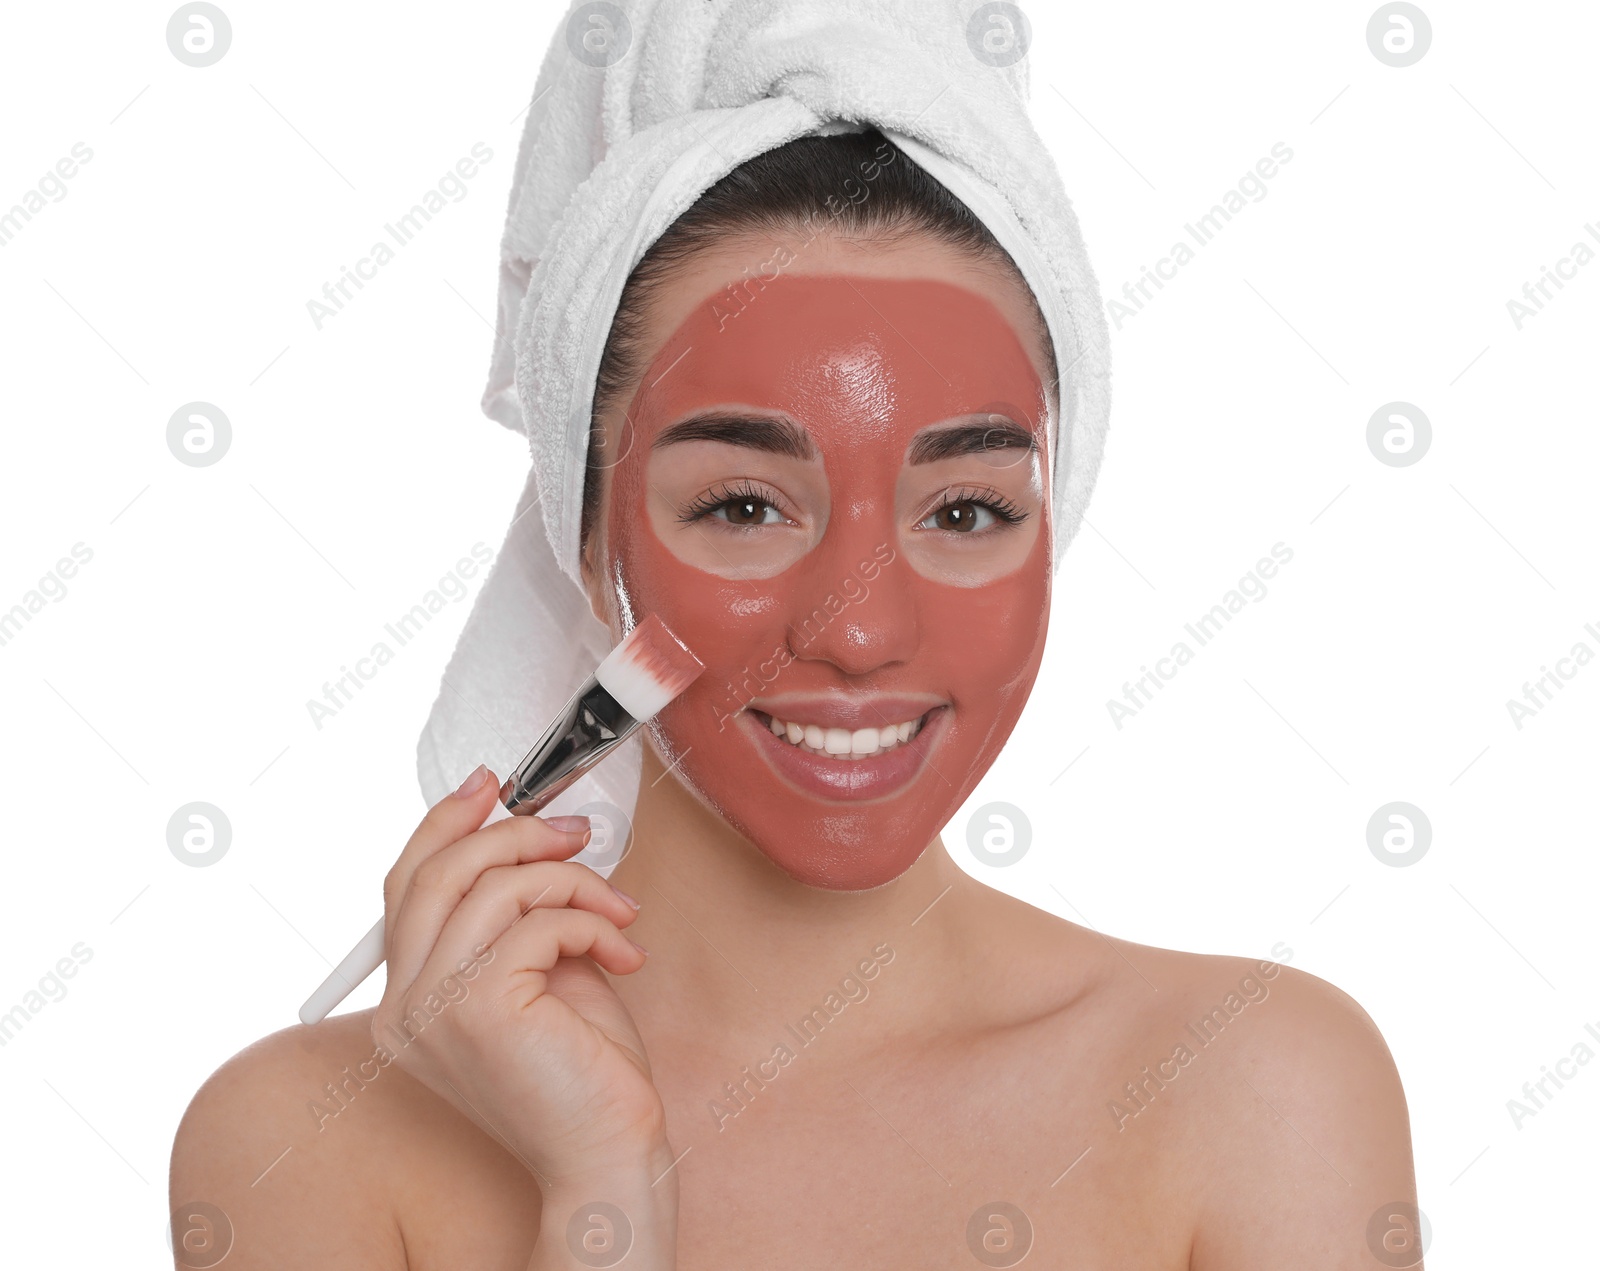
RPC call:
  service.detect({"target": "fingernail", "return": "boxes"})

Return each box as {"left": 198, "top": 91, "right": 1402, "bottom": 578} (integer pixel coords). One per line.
{"left": 627, "top": 937, "right": 649, "bottom": 955}
{"left": 451, "top": 763, "right": 488, "bottom": 798}
{"left": 546, "top": 815, "right": 591, "bottom": 834}
{"left": 609, "top": 882, "right": 641, "bottom": 909}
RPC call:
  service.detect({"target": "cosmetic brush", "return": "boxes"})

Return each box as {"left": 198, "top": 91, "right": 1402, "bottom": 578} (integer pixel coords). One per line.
{"left": 298, "top": 613, "right": 704, "bottom": 1025}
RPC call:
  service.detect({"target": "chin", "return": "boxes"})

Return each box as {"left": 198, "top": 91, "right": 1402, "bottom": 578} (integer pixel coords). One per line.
{"left": 746, "top": 811, "right": 934, "bottom": 891}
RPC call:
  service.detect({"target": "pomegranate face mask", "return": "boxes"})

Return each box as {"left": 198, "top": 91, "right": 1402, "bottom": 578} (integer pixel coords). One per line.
{"left": 602, "top": 272, "right": 1053, "bottom": 890}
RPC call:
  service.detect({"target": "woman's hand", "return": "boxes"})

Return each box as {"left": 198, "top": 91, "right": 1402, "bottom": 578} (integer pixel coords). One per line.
{"left": 372, "top": 763, "right": 668, "bottom": 1191}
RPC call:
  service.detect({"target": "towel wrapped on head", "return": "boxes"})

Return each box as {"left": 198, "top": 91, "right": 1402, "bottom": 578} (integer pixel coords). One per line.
{"left": 417, "top": 0, "right": 1112, "bottom": 846}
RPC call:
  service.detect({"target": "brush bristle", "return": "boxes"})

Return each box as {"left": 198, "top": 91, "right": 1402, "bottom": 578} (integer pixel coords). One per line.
{"left": 594, "top": 613, "right": 705, "bottom": 720}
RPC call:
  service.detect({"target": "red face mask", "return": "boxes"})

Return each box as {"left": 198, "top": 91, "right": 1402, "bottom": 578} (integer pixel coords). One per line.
{"left": 601, "top": 271, "right": 1052, "bottom": 890}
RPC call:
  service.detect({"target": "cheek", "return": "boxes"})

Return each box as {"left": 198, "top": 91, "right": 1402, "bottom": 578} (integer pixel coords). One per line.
{"left": 955, "top": 583, "right": 1047, "bottom": 699}
{"left": 608, "top": 509, "right": 792, "bottom": 731}
{"left": 935, "top": 530, "right": 1052, "bottom": 715}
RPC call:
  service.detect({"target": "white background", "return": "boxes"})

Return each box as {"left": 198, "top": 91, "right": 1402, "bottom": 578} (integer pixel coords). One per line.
{"left": 1, "top": 0, "right": 1594, "bottom": 1265}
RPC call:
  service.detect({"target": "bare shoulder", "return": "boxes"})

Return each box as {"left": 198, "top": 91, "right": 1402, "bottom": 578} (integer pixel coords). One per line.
{"left": 1134, "top": 948, "right": 1422, "bottom": 1270}
{"left": 1156, "top": 948, "right": 1413, "bottom": 1134}
{"left": 994, "top": 891, "right": 1407, "bottom": 1086}
{"left": 982, "top": 897, "right": 1422, "bottom": 1267}
{"left": 1127, "top": 943, "right": 1412, "bottom": 1109}
{"left": 171, "top": 1009, "right": 541, "bottom": 1269}
{"left": 169, "top": 1010, "right": 410, "bottom": 1267}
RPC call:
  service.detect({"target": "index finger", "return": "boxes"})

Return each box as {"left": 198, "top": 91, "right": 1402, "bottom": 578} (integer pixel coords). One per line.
{"left": 381, "top": 764, "right": 580, "bottom": 917}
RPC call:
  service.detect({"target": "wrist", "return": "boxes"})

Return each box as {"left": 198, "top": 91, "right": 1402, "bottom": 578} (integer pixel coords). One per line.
{"left": 532, "top": 1151, "right": 679, "bottom": 1270}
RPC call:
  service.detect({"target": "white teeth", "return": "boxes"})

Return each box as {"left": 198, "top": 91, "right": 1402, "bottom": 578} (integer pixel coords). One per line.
{"left": 760, "top": 710, "right": 927, "bottom": 759}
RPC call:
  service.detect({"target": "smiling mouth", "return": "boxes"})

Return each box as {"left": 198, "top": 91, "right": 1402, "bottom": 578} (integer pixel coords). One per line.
{"left": 751, "top": 708, "right": 934, "bottom": 760}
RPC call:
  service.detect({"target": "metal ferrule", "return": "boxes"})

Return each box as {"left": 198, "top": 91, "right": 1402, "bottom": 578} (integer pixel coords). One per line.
{"left": 497, "top": 675, "right": 641, "bottom": 815}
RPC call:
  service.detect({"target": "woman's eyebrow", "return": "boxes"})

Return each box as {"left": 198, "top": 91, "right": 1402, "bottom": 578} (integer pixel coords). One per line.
{"left": 649, "top": 412, "right": 1037, "bottom": 464}
{"left": 651, "top": 412, "right": 817, "bottom": 460}
{"left": 907, "top": 418, "right": 1036, "bottom": 465}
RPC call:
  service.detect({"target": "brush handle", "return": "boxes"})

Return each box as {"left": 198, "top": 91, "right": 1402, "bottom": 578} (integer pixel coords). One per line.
{"left": 299, "top": 675, "right": 645, "bottom": 1025}
{"left": 297, "top": 798, "right": 514, "bottom": 1025}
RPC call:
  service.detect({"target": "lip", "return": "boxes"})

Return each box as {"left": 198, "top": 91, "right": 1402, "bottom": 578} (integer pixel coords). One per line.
{"left": 738, "top": 704, "right": 949, "bottom": 803}
{"left": 745, "top": 692, "right": 946, "bottom": 731}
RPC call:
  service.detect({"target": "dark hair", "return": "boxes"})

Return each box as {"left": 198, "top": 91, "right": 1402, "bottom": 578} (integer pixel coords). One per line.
{"left": 580, "top": 126, "right": 1057, "bottom": 556}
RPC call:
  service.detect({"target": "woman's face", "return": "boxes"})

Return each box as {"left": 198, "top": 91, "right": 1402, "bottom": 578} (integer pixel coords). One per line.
{"left": 585, "top": 236, "right": 1054, "bottom": 890}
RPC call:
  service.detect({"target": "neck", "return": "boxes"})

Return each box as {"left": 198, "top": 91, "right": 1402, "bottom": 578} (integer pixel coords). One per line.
{"left": 602, "top": 740, "right": 996, "bottom": 1058}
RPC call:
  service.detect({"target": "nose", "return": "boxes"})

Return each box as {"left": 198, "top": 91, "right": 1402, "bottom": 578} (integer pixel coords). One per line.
{"left": 784, "top": 531, "right": 920, "bottom": 676}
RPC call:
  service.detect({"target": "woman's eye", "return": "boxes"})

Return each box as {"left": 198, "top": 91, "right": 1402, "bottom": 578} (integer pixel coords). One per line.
{"left": 711, "top": 496, "right": 783, "bottom": 526}
{"left": 915, "top": 487, "right": 1028, "bottom": 535}
{"left": 919, "top": 499, "right": 997, "bottom": 533}
{"left": 676, "top": 483, "right": 794, "bottom": 529}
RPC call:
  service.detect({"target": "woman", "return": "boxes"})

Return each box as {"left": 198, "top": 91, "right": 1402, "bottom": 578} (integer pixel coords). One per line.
{"left": 170, "top": 24, "right": 1421, "bottom": 1271}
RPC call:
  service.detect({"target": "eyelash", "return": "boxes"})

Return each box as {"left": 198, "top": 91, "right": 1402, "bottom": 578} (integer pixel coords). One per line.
{"left": 676, "top": 481, "right": 791, "bottom": 527}
{"left": 920, "top": 485, "right": 1028, "bottom": 532}
{"left": 677, "top": 482, "right": 1028, "bottom": 534}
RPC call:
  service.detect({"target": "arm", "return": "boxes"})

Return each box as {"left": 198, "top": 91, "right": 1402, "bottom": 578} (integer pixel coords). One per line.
{"left": 1188, "top": 966, "right": 1424, "bottom": 1270}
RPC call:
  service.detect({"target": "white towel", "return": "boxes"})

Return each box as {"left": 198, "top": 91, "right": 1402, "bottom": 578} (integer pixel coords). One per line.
{"left": 416, "top": 0, "right": 1112, "bottom": 854}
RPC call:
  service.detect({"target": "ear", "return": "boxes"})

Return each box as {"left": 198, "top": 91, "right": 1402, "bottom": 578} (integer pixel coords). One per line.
{"left": 578, "top": 522, "right": 610, "bottom": 629}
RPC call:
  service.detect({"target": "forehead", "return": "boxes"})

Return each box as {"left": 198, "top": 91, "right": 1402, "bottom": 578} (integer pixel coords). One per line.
{"left": 621, "top": 243, "right": 1050, "bottom": 453}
